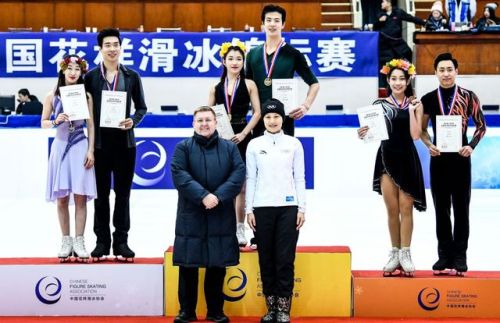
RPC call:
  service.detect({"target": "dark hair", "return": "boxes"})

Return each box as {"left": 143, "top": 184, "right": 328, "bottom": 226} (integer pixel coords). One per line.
{"left": 386, "top": 68, "right": 415, "bottom": 98}
{"left": 18, "top": 88, "right": 30, "bottom": 96}
{"left": 193, "top": 106, "right": 217, "bottom": 118}
{"left": 54, "top": 54, "right": 86, "bottom": 96}
{"left": 220, "top": 46, "right": 246, "bottom": 82}
{"left": 261, "top": 4, "right": 287, "bottom": 23}
{"left": 485, "top": 6, "right": 498, "bottom": 20}
{"left": 97, "top": 28, "right": 122, "bottom": 47}
{"left": 434, "top": 52, "right": 458, "bottom": 70}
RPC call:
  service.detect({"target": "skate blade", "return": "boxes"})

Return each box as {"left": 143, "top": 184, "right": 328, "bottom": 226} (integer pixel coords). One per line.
{"left": 402, "top": 271, "right": 415, "bottom": 277}
{"left": 91, "top": 256, "right": 108, "bottom": 263}
{"left": 383, "top": 269, "right": 402, "bottom": 277}
{"left": 455, "top": 271, "right": 466, "bottom": 277}
{"left": 433, "top": 269, "right": 455, "bottom": 276}
{"left": 114, "top": 256, "right": 134, "bottom": 263}
{"left": 75, "top": 257, "right": 90, "bottom": 263}
{"left": 58, "top": 257, "right": 71, "bottom": 263}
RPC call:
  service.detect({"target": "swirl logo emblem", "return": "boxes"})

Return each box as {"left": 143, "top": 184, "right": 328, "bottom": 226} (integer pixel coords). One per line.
{"left": 223, "top": 268, "right": 247, "bottom": 302}
{"left": 417, "top": 287, "right": 440, "bottom": 311}
{"left": 133, "top": 140, "right": 168, "bottom": 187}
{"left": 35, "top": 276, "right": 62, "bottom": 305}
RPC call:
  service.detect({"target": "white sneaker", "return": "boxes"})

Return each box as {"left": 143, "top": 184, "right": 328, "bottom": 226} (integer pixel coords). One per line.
{"left": 399, "top": 247, "right": 415, "bottom": 275}
{"left": 73, "top": 236, "right": 89, "bottom": 259}
{"left": 58, "top": 236, "right": 73, "bottom": 259}
{"left": 383, "top": 247, "right": 400, "bottom": 274}
{"left": 236, "top": 223, "right": 247, "bottom": 246}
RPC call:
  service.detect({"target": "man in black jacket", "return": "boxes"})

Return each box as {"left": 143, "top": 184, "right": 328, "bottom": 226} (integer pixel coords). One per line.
{"left": 374, "top": 0, "right": 426, "bottom": 87}
{"left": 84, "top": 28, "right": 147, "bottom": 261}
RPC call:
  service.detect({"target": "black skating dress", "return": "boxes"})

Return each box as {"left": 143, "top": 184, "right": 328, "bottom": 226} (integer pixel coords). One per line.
{"left": 215, "top": 79, "right": 252, "bottom": 162}
{"left": 372, "top": 98, "right": 427, "bottom": 211}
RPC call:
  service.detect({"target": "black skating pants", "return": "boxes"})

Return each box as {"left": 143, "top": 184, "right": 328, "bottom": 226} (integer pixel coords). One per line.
{"left": 430, "top": 154, "right": 471, "bottom": 261}
{"left": 94, "top": 146, "right": 136, "bottom": 247}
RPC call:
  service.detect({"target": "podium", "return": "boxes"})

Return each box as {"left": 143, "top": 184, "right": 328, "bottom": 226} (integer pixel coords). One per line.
{"left": 0, "top": 258, "right": 163, "bottom": 316}
{"left": 164, "top": 246, "right": 352, "bottom": 317}
{"left": 353, "top": 270, "right": 500, "bottom": 318}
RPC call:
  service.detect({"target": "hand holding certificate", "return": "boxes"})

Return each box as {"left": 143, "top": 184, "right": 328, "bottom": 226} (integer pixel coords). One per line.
{"left": 100, "top": 90, "right": 126, "bottom": 128}
{"left": 212, "top": 104, "right": 235, "bottom": 140}
{"left": 59, "top": 84, "right": 90, "bottom": 121}
{"left": 436, "top": 115, "right": 462, "bottom": 152}
{"left": 272, "top": 78, "right": 298, "bottom": 115}
{"left": 357, "top": 104, "right": 389, "bottom": 143}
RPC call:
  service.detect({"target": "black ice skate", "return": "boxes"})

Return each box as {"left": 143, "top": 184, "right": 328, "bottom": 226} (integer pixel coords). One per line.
{"left": 432, "top": 257, "right": 455, "bottom": 275}
{"left": 91, "top": 243, "right": 110, "bottom": 262}
{"left": 454, "top": 257, "right": 468, "bottom": 277}
{"left": 113, "top": 243, "right": 135, "bottom": 262}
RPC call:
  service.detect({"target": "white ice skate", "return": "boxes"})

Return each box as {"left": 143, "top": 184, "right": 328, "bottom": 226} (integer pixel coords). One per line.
{"left": 399, "top": 247, "right": 415, "bottom": 277}
{"left": 383, "top": 247, "right": 401, "bottom": 277}
{"left": 236, "top": 222, "right": 248, "bottom": 247}
{"left": 73, "top": 236, "right": 89, "bottom": 262}
{"left": 58, "top": 236, "right": 73, "bottom": 262}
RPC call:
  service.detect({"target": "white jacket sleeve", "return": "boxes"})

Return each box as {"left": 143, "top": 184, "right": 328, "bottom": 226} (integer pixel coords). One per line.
{"left": 293, "top": 139, "right": 306, "bottom": 212}
{"left": 245, "top": 142, "right": 257, "bottom": 214}
{"left": 470, "top": 0, "right": 476, "bottom": 20}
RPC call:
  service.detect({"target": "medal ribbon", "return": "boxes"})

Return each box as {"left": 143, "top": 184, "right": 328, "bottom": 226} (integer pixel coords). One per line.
{"left": 262, "top": 39, "right": 285, "bottom": 80}
{"left": 389, "top": 94, "right": 409, "bottom": 110}
{"left": 224, "top": 76, "right": 240, "bottom": 115}
{"left": 100, "top": 62, "right": 119, "bottom": 91}
{"left": 437, "top": 86, "right": 458, "bottom": 115}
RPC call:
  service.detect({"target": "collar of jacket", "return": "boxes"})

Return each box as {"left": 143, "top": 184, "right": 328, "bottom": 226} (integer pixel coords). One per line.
{"left": 193, "top": 130, "right": 219, "bottom": 147}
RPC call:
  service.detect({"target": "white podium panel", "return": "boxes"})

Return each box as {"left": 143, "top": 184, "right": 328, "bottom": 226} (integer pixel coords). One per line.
{"left": 0, "top": 259, "right": 163, "bottom": 316}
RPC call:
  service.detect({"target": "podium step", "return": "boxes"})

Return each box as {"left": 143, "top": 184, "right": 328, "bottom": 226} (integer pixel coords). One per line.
{"left": 0, "top": 257, "right": 164, "bottom": 316}
{"left": 165, "top": 246, "right": 352, "bottom": 317}
{"left": 353, "top": 270, "right": 500, "bottom": 318}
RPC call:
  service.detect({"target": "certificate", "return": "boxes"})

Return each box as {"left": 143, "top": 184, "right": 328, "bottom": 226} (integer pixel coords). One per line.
{"left": 100, "top": 91, "right": 126, "bottom": 128}
{"left": 357, "top": 104, "right": 389, "bottom": 143}
{"left": 212, "top": 104, "right": 235, "bottom": 140}
{"left": 59, "top": 84, "right": 89, "bottom": 121}
{"left": 436, "top": 115, "right": 462, "bottom": 152}
{"left": 272, "top": 78, "right": 298, "bottom": 115}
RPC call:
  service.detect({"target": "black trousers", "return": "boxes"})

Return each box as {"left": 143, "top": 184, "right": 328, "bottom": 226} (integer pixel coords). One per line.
{"left": 254, "top": 206, "right": 299, "bottom": 297}
{"left": 178, "top": 266, "right": 226, "bottom": 315}
{"left": 430, "top": 154, "right": 471, "bottom": 260}
{"left": 94, "top": 146, "right": 136, "bottom": 247}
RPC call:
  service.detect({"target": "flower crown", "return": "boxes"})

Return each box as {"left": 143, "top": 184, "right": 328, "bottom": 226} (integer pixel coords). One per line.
{"left": 59, "top": 55, "right": 88, "bottom": 73}
{"left": 380, "top": 59, "right": 416, "bottom": 76}
{"left": 219, "top": 40, "right": 246, "bottom": 58}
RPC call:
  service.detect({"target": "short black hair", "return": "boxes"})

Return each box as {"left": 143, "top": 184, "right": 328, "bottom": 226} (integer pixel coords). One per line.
{"left": 261, "top": 4, "right": 287, "bottom": 23}
{"left": 97, "top": 28, "right": 122, "bottom": 47}
{"left": 18, "top": 88, "right": 30, "bottom": 96}
{"left": 434, "top": 52, "right": 458, "bottom": 70}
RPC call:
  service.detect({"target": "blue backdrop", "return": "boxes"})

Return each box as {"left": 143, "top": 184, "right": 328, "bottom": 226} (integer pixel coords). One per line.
{"left": 0, "top": 31, "right": 378, "bottom": 77}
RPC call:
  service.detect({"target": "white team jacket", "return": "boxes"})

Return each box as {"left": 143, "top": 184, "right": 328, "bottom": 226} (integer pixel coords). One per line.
{"left": 245, "top": 130, "right": 306, "bottom": 214}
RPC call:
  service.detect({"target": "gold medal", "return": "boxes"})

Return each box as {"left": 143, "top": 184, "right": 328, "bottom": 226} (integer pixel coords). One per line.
{"left": 228, "top": 113, "right": 232, "bottom": 122}
{"left": 264, "top": 77, "right": 272, "bottom": 86}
